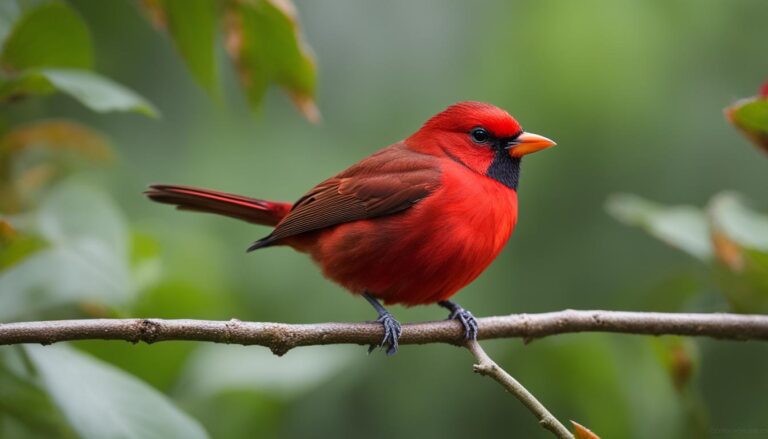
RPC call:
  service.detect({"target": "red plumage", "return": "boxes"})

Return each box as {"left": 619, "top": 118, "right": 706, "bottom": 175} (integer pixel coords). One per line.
{"left": 146, "top": 101, "right": 554, "bottom": 313}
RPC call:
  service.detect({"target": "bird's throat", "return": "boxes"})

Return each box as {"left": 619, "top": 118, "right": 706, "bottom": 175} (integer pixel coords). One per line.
{"left": 486, "top": 150, "right": 521, "bottom": 190}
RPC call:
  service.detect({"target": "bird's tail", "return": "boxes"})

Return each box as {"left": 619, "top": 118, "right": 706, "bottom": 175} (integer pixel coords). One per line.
{"left": 144, "top": 184, "right": 291, "bottom": 227}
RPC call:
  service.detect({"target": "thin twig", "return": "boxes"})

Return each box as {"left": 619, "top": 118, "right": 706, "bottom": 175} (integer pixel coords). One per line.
{"left": 466, "top": 339, "right": 573, "bottom": 439}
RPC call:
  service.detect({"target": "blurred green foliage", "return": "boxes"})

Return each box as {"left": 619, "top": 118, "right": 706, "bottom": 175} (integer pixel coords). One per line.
{"left": 1, "top": 0, "right": 768, "bottom": 438}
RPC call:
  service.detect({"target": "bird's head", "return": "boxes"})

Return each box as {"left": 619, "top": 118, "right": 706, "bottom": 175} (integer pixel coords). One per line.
{"left": 406, "top": 102, "right": 556, "bottom": 189}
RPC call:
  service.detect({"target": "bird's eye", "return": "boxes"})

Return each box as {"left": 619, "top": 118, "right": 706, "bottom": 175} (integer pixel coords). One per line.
{"left": 470, "top": 128, "right": 491, "bottom": 144}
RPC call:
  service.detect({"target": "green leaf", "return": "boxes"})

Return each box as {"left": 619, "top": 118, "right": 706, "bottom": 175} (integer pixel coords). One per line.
{"left": 732, "top": 99, "right": 768, "bottom": 133}
{"left": 606, "top": 193, "right": 712, "bottom": 260}
{"left": 0, "top": 0, "right": 21, "bottom": 48}
{"left": 725, "top": 83, "right": 768, "bottom": 154}
{"left": 0, "top": 69, "right": 159, "bottom": 116}
{"left": 161, "top": 0, "right": 219, "bottom": 95}
{"left": 708, "top": 192, "right": 768, "bottom": 251}
{"left": 0, "top": 180, "right": 136, "bottom": 319}
{"left": 177, "top": 345, "right": 355, "bottom": 398}
{"left": 707, "top": 193, "right": 768, "bottom": 312}
{"left": 0, "top": 3, "right": 93, "bottom": 70}
{"left": 40, "top": 69, "right": 159, "bottom": 116}
{"left": 25, "top": 345, "right": 209, "bottom": 439}
{"left": 225, "top": 0, "right": 319, "bottom": 122}
{"left": 0, "top": 347, "right": 74, "bottom": 437}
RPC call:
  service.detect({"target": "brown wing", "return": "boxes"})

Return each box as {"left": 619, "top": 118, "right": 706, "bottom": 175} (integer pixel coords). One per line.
{"left": 247, "top": 143, "right": 440, "bottom": 251}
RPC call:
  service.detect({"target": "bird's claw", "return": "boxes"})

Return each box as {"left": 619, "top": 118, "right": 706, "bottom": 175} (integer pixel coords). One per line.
{"left": 368, "top": 312, "right": 402, "bottom": 356}
{"left": 448, "top": 307, "right": 478, "bottom": 340}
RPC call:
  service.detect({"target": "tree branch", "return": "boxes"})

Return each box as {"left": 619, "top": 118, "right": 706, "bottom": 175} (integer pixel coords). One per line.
{"left": 4, "top": 309, "right": 767, "bottom": 439}
{"left": 2, "top": 310, "right": 767, "bottom": 352}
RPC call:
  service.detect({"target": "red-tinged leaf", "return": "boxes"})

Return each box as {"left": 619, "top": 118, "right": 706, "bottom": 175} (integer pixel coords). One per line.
{"left": 0, "top": 120, "right": 113, "bottom": 212}
{"left": 139, "top": 0, "right": 167, "bottom": 30}
{"left": 571, "top": 420, "right": 601, "bottom": 439}
{"left": 708, "top": 193, "right": 768, "bottom": 313}
{"left": 725, "top": 82, "right": 768, "bottom": 154}
{"left": 0, "top": 120, "right": 113, "bottom": 163}
{"left": 651, "top": 337, "right": 697, "bottom": 392}
{"left": 225, "top": 0, "right": 318, "bottom": 122}
{"left": 0, "top": 219, "right": 16, "bottom": 244}
{"left": 711, "top": 228, "right": 744, "bottom": 272}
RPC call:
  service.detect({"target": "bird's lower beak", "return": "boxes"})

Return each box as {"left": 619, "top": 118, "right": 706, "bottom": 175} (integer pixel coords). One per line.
{"left": 508, "top": 132, "right": 557, "bottom": 157}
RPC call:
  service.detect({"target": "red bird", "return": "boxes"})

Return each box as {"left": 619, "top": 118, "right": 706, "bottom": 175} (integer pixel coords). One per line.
{"left": 146, "top": 102, "right": 555, "bottom": 354}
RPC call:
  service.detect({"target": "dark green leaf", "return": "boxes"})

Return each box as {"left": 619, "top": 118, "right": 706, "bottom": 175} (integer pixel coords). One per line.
{"left": 161, "top": 0, "right": 219, "bottom": 95}
{"left": 0, "top": 348, "right": 74, "bottom": 437}
{"left": 25, "top": 345, "right": 209, "bottom": 439}
{"left": 0, "top": 3, "right": 93, "bottom": 71}
{"left": 226, "top": 0, "right": 319, "bottom": 122}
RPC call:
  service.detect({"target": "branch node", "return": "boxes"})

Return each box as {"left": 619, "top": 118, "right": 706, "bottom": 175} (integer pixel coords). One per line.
{"left": 472, "top": 361, "right": 495, "bottom": 376}
{"left": 137, "top": 319, "right": 160, "bottom": 344}
{"left": 224, "top": 318, "right": 241, "bottom": 344}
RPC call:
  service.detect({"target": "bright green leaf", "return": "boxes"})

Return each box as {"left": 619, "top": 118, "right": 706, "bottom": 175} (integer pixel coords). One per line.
{"left": 25, "top": 345, "right": 209, "bottom": 439}
{"left": 732, "top": 99, "right": 768, "bottom": 133}
{"left": 161, "top": 0, "right": 219, "bottom": 95}
{"left": 0, "top": 3, "right": 93, "bottom": 70}
{"left": 606, "top": 193, "right": 712, "bottom": 260}
{"left": 0, "top": 69, "right": 159, "bottom": 117}
{"left": 725, "top": 88, "right": 768, "bottom": 154}
{"left": 226, "top": 0, "right": 319, "bottom": 122}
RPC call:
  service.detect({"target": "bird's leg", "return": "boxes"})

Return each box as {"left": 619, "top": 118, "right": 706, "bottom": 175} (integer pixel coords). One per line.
{"left": 438, "top": 300, "right": 478, "bottom": 340}
{"left": 363, "top": 292, "right": 402, "bottom": 356}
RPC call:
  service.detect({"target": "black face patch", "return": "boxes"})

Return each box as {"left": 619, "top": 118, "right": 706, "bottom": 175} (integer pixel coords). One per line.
{"left": 484, "top": 133, "right": 522, "bottom": 190}
{"left": 486, "top": 150, "right": 520, "bottom": 190}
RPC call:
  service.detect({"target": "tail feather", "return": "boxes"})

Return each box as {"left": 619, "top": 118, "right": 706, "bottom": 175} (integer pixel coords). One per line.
{"left": 145, "top": 184, "right": 291, "bottom": 227}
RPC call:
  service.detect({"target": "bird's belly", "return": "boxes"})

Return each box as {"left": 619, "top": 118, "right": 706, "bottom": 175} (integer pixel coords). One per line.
{"left": 293, "top": 182, "right": 518, "bottom": 306}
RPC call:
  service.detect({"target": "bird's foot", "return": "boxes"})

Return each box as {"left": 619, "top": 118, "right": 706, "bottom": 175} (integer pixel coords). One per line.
{"left": 363, "top": 292, "right": 402, "bottom": 355}
{"left": 438, "top": 300, "right": 478, "bottom": 340}
{"left": 368, "top": 311, "right": 402, "bottom": 356}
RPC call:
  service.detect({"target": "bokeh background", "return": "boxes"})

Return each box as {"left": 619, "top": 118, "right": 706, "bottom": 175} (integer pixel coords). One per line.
{"left": 2, "top": 0, "right": 768, "bottom": 437}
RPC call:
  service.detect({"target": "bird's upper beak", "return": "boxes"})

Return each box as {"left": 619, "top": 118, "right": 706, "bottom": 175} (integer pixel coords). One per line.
{"left": 508, "top": 132, "right": 557, "bottom": 157}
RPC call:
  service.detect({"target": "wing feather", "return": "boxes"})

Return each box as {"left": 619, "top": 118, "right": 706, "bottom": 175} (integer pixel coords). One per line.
{"left": 248, "top": 144, "right": 440, "bottom": 250}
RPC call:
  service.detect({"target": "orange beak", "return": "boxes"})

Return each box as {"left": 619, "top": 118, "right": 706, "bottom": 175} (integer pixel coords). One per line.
{"left": 508, "top": 132, "right": 557, "bottom": 157}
